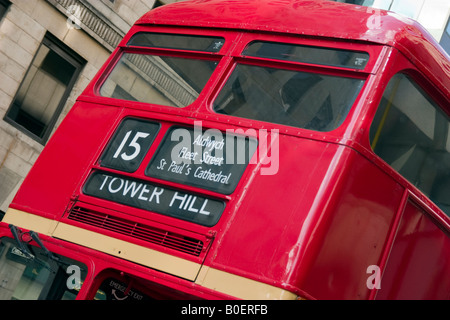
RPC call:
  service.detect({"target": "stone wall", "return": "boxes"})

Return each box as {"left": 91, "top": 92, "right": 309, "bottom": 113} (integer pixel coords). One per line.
{"left": 0, "top": 0, "right": 161, "bottom": 213}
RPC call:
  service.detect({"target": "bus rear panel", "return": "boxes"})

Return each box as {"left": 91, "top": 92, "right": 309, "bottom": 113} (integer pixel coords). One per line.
{"left": 1, "top": 0, "right": 449, "bottom": 300}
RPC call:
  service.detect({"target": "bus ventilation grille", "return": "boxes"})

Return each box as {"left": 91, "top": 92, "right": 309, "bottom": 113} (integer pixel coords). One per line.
{"left": 68, "top": 206, "right": 204, "bottom": 257}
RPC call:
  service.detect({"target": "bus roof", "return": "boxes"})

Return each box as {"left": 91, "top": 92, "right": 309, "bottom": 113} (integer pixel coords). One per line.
{"left": 138, "top": 0, "right": 429, "bottom": 46}
{"left": 136, "top": 0, "right": 450, "bottom": 100}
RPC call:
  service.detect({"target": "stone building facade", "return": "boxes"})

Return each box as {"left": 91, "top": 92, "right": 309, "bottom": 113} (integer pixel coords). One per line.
{"left": 0, "top": 0, "right": 188, "bottom": 215}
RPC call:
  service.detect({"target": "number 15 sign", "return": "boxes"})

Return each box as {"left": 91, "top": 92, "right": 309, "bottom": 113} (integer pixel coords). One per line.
{"left": 100, "top": 118, "right": 160, "bottom": 172}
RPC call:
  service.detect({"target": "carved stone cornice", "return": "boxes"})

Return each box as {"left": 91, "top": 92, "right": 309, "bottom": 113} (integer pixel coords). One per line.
{"left": 45, "top": 0, "right": 194, "bottom": 107}
{"left": 46, "top": 0, "right": 124, "bottom": 51}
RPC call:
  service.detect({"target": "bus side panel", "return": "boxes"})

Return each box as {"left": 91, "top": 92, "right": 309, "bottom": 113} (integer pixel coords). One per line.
{"left": 376, "top": 200, "right": 450, "bottom": 299}
{"left": 9, "top": 102, "right": 121, "bottom": 219}
{"left": 295, "top": 148, "right": 404, "bottom": 299}
{"left": 204, "top": 136, "right": 339, "bottom": 290}
{"left": 206, "top": 137, "right": 402, "bottom": 299}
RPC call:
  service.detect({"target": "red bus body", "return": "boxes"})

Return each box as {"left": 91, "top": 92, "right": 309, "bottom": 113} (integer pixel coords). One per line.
{"left": 1, "top": 0, "right": 449, "bottom": 300}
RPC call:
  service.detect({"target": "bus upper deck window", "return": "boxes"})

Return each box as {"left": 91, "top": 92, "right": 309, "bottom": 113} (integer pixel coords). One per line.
{"left": 127, "top": 33, "right": 225, "bottom": 52}
{"left": 370, "top": 73, "right": 450, "bottom": 217}
{"left": 99, "top": 33, "right": 224, "bottom": 108}
{"left": 213, "top": 64, "right": 365, "bottom": 132}
{"left": 243, "top": 41, "right": 370, "bottom": 70}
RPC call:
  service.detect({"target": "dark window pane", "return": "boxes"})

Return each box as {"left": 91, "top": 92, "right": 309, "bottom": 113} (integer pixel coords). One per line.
{"left": 0, "top": 0, "right": 11, "bottom": 20}
{"left": 4, "top": 34, "right": 84, "bottom": 143}
{"left": 243, "top": 41, "right": 370, "bottom": 70}
{"left": 370, "top": 74, "right": 450, "bottom": 216}
{"left": 213, "top": 64, "right": 364, "bottom": 132}
{"left": 127, "top": 33, "right": 225, "bottom": 52}
{"left": 0, "top": 237, "right": 87, "bottom": 300}
{"left": 40, "top": 50, "right": 76, "bottom": 85}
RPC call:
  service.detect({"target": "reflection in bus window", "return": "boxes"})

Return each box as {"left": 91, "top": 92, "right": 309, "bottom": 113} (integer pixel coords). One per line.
{"left": 127, "top": 32, "right": 225, "bottom": 52}
{"left": 0, "top": 237, "right": 87, "bottom": 300}
{"left": 100, "top": 53, "right": 218, "bottom": 107}
{"left": 213, "top": 64, "right": 365, "bottom": 131}
{"left": 243, "top": 41, "right": 370, "bottom": 70}
{"left": 370, "top": 73, "right": 450, "bottom": 216}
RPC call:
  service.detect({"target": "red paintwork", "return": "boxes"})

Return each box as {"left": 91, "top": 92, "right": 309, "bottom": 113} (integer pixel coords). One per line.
{"left": 376, "top": 199, "right": 450, "bottom": 299}
{"left": 2, "top": 0, "right": 449, "bottom": 299}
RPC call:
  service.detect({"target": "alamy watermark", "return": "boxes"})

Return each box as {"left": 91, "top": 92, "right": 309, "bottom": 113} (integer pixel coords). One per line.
{"left": 366, "top": 7, "right": 382, "bottom": 29}
{"left": 169, "top": 121, "right": 280, "bottom": 176}
{"left": 66, "top": 265, "right": 82, "bottom": 290}
{"left": 366, "top": 265, "right": 381, "bottom": 290}
{"left": 66, "top": 5, "right": 82, "bottom": 30}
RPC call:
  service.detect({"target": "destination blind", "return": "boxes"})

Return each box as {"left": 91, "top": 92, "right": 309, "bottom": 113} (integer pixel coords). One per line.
{"left": 83, "top": 171, "right": 225, "bottom": 226}
{"left": 146, "top": 126, "right": 258, "bottom": 194}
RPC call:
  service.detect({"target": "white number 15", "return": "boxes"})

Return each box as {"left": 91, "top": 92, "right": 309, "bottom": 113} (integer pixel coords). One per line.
{"left": 113, "top": 131, "right": 149, "bottom": 161}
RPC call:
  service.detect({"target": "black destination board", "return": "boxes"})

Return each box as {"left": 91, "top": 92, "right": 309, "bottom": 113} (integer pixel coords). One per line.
{"left": 145, "top": 126, "right": 258, "bottom": 194}
{"left": 83, "top": 171, "right": 225, "bottom": 226}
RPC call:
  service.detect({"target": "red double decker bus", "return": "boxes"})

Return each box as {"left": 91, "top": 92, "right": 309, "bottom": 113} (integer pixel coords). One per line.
{"left": 1, "top": 0, "right": 449, "bottom": 300}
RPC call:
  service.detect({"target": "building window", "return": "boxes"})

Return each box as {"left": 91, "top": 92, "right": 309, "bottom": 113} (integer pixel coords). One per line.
{"left": 440, "top": 15, "right": 450, "bottom": 55}
{"left": 329, "top": 0, "right": 398, "bottom": 10}
{"left": 4, "top": 33, "right": 85, "bottom": 144}
{"left": 102, "top": 0, "right": 116, "bottom": 7}
{"left": 0, "top": 0, "right": 11, "bottom": 20}
{"left": 370, "top": 73, "right": 450, "bottom": 216}
{"left": 153, "top": 1, "right": 166, "bottom": 8}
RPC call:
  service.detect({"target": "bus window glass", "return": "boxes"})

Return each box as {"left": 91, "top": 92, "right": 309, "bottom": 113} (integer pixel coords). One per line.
{"left": 370, "top": 73, "right": 450, "bottom": 216}
{"left": 213, "top": 64, "right": 365, "bottom": 131}
{"left": 0, "top": 237, "right": 87, "bottom": 300}
{"left": 127, "top": 33, "right": 225, "bottom": 52}
{"left": 100, "top": 53, "right": 218, "bottom": 107}
{"left": 243, "top": 41, "right": 370, "bottom": 70}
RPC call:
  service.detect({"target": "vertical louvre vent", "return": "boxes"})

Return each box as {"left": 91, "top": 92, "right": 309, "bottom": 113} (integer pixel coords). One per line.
{"left": 68, "top": 206, "right": 205, "bottom": 256}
